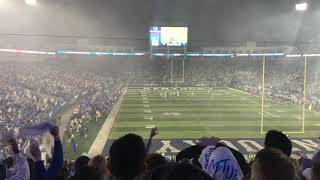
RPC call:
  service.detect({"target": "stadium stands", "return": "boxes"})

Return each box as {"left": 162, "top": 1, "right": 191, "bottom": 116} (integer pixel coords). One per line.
{"left": 1, "top": 56, "right": 320, "bottom": 180}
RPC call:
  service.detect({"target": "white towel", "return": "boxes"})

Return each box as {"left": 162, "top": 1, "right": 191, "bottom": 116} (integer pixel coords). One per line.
{"left": 199, "top": 146, "right": 244, "bottom": 180}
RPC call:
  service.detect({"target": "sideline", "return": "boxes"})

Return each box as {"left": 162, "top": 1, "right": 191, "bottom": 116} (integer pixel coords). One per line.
{"left": 228, "top": 87, "right": 253, "bottom": 96}
{"left": 88, "top": 88, "right": 127, "bottom": 157}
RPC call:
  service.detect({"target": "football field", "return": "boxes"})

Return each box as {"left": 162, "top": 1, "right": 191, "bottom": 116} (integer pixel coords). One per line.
{"left": 109, "top": 87, "right": 320, "bottom": 140}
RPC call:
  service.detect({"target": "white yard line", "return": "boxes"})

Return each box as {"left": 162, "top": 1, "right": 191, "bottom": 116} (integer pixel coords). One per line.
{"left": 228, "top": 88, "right": 252, "bottom": 95}
{"left": 264, "top": 111, "right": 281, "bottom": 118}
{"left": 88, "top": 88, "right": 127, "bottom": 158}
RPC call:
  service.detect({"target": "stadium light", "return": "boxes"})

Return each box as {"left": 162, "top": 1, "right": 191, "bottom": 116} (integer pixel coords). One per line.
{"left": 296, "top": 2, "right": 308, "bottom": 11}
{"left": 25, "top": 0, "right": 37, "bottom": 6}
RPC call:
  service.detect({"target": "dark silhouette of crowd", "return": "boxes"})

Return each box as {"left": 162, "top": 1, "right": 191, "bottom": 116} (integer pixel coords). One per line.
{"left": 1, "top": 125, "right": 320, "bottom": 180}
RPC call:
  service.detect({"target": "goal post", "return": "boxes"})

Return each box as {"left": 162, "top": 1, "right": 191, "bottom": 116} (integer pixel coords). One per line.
{"left": 260, "top": 55, "right": 307, "bottom": 134}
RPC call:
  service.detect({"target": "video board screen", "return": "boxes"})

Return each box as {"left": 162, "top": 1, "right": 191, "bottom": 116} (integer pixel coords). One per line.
{"left": 150, "top": 27, "right": 188, "bottom": 47}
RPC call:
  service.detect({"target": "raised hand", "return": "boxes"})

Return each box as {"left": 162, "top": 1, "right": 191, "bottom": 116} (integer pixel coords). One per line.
{"left": 50, "top": 126, "right": 60, "bottom": 139}
{"left": 146, "top": 127, "right": 159, "bottom": 153}
{"left": 149, "top": 127, "right": 159, "bottom": 139}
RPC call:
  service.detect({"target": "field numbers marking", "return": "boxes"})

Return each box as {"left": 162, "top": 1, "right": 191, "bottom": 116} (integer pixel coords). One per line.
{"left": 145, "top": 125, "right": 156, "bottom": 129}
{"left": 144, "top": 115, "right": 154, "bottom": 121}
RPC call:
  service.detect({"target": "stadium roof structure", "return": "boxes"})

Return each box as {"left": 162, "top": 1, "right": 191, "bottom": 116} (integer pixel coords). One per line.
{"left": 1, "top": 0, "right": 320, "bottom": 49}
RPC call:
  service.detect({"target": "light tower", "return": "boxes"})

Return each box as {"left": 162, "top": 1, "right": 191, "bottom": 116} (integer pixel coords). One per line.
{"left": 296, "top": 1, "right": 308, "bottom": 11}
{"left": 25, "top": 0, "right": 37, "bottom": 6}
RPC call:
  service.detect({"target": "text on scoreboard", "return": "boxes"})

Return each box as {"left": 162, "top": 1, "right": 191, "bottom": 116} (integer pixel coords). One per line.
{"left": 150, "top": 27, "right": 188, "bottom": 47}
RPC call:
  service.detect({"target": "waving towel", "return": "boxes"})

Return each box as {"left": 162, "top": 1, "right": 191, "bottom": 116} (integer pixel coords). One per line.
{"left": 199, "top": 146, "right": 244, "bottom": 180}
{"left": 20, "top": 122, "right": 55, "bottom": 138}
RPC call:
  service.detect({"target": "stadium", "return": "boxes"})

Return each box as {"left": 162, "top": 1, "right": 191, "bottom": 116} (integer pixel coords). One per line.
{"left": 1, "top": 0, "right": 320, "bottom": 180}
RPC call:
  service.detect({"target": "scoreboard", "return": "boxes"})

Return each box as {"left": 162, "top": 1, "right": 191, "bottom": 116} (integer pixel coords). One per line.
{"left": 150, "top": 27, "right": 188, "bottom": 47}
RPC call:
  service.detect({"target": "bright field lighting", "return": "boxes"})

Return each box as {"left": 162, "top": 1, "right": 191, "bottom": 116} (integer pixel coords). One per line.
{"left": 296, "top": 2, "right": 308, "bottom": 11}
{"left": 25, "top": 0, "right": 37, "bottom": 6}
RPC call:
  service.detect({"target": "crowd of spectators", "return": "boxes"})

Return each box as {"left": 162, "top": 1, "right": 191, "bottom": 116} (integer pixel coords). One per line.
{"left": 1, "top": 125, "right": 320, "bottom": 180}
{"left": 64, "top": 75, "right": 123, "bottom": 142}
{"left": 0, "top": 61, "right": 123, "bottom": 157}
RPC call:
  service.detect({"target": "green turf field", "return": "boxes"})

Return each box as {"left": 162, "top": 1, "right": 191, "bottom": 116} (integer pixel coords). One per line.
{"left": 109, "top": 87, "right": 320, "bottom": 139}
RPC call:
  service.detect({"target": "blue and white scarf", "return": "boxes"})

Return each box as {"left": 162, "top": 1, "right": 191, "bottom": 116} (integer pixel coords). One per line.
{"left": 20, "top": 122, "right": 55, "bottom": 137}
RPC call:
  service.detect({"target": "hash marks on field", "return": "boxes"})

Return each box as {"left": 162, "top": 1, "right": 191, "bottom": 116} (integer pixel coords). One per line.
{"left": 144, "top": 110, "right": 152, "bottom": 113}
{"left": 141, "top": 90, "right": 154, "bottom": 123}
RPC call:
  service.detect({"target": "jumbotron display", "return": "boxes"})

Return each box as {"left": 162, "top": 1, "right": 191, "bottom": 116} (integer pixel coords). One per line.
{"left": 150, "top": 26, "right": 188, "bottom": 46}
